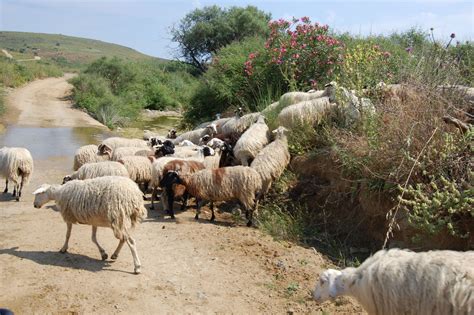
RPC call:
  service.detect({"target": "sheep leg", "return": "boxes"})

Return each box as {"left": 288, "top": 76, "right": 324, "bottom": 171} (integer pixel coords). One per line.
{"left": 91, "top": 226, "right": 108, "bottom": 260}
{"left": 125, "top": 235, "right": 141, "bottom": 274}
{"left": 194, "top": 198, "right": 201, "bottom": 220}
{"left": 18, "top": 175, "right": 25, "bottom": 199}
{"left": 60, "top": 223, "right": 72, "bottom": 253}
{"left": 3, "top": 179, "right": 8, "bottom": 193}
{"left": 210, "top": 202, "right": 215, "bottom": 222}
{"left": 246, "top": 209, "right": 253, "bottom": 227}
{"left": 111, "top": 239, "right": 125, "bottom": 260}
{"left": 150, "top": 187, "right": 158, "bottom": 210}
{"left": 181, "top": 192, "right": 189, "bottom": 211}
{"left": 165, "top": 187, "right": 175, "bottom": 219}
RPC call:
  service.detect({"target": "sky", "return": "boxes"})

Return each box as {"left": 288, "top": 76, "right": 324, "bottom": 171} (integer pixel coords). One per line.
{"left": 1, "top": 0, "right": 473, "bottom": 59}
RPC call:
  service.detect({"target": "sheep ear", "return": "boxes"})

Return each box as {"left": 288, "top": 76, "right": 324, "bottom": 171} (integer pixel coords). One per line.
{"left": 32, "top": 185, "right": 49, "bottom": 195}
{"left": 147, "top": 156, "right": 155, "bottom": 163}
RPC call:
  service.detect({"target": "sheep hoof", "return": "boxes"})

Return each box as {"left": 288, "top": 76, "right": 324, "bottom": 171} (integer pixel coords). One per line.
{"left": 15, "top": 197, "right": 20, "bottom": 202}
{"left": 111, "top": 254, "right": 118, "bottom": 260}
{"left": 59, "top": 248, "right": 67, "bottom": 253}
{"left": 194, "top": 214, "right": 199, "bottom": 220}
{"left": 3, "top": 189, "right": 7, "bottom": 193}
{"left": 210, "top": 216, "right": 215, "bottom": 222}
{"left": 134, "top": 266, "right": 141, "bottom": 274}
{"left": 170, "top": 215, "right": 175, "bottom": 219}
{"left": 101, "top": 253, "right": 108, "bottom": 261}
{"left": 246, "top": 220, "right": 252, "bottom": 227}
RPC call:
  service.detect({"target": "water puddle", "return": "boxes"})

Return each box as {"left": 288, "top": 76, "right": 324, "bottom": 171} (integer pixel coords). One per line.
{"left": 0, "top": 126, "right": 109, "bottom": 160}
{"left": 0, "top": 115, "right": 181, "bottom": 160}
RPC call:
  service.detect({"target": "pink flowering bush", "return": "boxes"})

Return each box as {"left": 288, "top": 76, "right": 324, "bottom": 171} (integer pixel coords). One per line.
{"left": 244, "top": 17, "right": 343, "bottom": 90}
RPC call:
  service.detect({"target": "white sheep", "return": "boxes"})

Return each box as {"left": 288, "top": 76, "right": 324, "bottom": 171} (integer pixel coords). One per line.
{"left": 162, "top": 166, "right": 262, "bottom": 226}
{"left": 233, "top": 115, "right": 270, "bottom": 166}
{"left": 220, "top": 112, "right": 262, "bottom": 136}
{"left": 118, "top": 156, "right": 153, "bottom": 192}
{"left": 172, "top": 124, "right": 217, "bottom": 145}
{"left": 0, "top": 146, "right": 34, "bottom": 201}
{"left": 179, "top": 140, "right": 196, "bottom": 147}
{"left": 250, "top": 126, "right": 290, "bottom": 195}
{"left": 63, "top": 161, "right": 129, "bottom": 183}
{"left": 73, "top": 144, "right": 110, "bottom": 171}
{"left": 195, "top": 116, "right": 231, "bottom": 133}
{"left": 98, "top": 137, "right": 149, "bottom": 154}
{"left": 33, "top": 176, "right": 147, "bottom": 274}
{"left": 277, "top": 97, "right": 335, "bottom": 128}
{"left": 111, "top": 146, "right": 152, "bottom": 161}
{"left": 206, "top": 138, "right": 225, "bottom": 150}
{"left": 313, "top": 248, "right": 474, "bottom": 315}
{"left": 143, "top": 130, "right": 165, "bottom": 142}
{"left": 203, "top": 147, "right": 222, "bottom": 170}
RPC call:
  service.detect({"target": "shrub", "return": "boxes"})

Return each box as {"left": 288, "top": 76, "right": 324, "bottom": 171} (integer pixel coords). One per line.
{"left": 244, "top": 17, "right": 343, "bottom": 91}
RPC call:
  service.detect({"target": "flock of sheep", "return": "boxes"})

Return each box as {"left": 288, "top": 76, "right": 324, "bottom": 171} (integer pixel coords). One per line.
{"left": 1, "top": 82, "right": 473, "bottom": 313}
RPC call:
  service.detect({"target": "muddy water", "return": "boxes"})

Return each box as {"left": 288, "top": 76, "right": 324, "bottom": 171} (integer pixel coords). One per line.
{"left": 0, "top": 126, "right": 109, "bottom": 160}
{"left": 0, "top": 115, "right": 180, "bottom": 160}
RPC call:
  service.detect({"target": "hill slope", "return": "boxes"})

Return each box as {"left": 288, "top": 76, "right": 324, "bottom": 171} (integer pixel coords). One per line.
{"left": 0, "top": 31, "right": 165, "bottom": 66}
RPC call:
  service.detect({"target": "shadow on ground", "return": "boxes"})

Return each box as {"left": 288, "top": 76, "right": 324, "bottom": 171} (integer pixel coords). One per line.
{"left": 0, "top": 246, "right": 134, "bottom": 274}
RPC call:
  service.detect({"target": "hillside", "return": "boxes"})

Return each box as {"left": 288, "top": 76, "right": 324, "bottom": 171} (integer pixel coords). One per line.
{"left": 0, "top": 31, "right": 166, "bottom": 67}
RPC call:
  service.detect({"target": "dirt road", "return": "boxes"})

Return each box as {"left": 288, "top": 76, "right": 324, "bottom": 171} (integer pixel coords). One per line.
{"left": 4, "top": 74, "right": 104, "bottom": 128}
{"left": 0, "top": 76, "right": 362, "bottom": 314}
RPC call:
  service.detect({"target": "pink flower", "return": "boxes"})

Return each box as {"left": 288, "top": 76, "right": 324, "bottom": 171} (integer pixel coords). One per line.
{"left": 301, "top": 16, "right": 310, "bottom": 23}
{"left": 292, "top": 53, "right": 300, "bottom": 59}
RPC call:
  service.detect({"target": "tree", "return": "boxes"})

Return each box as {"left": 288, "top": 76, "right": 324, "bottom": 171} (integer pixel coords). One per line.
{"left": 171, "top": 5, "right": 271, "bottom": 73}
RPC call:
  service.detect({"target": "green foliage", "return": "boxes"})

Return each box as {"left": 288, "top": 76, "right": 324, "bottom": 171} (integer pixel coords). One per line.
{"left": 70, "top": 57, "right": 198, "bottom": 128}
{"left": 183, "top": 36, "right": 286, "bottom": 124}
{"left": 0, "top": 57, "right": 63, "bottom": 87}
{"left": 171, "top": 5, "right": 271, "bottom": 72}
{"left": 337, "top": 42, "right": 397, "bottom": 90}
{"left": 0, "top": 86, "right": 5, "bottom": 115}
{"left": 398, "top": 130, "right": 473, "bottom": 239}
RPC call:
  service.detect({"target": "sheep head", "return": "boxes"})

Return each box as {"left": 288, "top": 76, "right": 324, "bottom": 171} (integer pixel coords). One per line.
{"left": 168, "top": 129, "right": 177, "bottom": 139}
{"left": 313, "top": 269, "right": 344, "bottom": 302}
{"left": 206, "top": 123, "right": 218, "bottom": 136}
{"left": 272, "top": 126, "right": 288, "bottom": 138}
{"left": 32, "top": 184, "right": 53, "bottom": 208}
{"left": 159, "top": 171, "right": 183, "bottom": 189}
{"left": 62, "top": 175, "right": 73, "bottom": 184}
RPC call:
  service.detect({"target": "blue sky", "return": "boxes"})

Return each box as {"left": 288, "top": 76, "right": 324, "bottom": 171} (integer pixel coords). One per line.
{"left": 1, "top": 0, "right": 473, "bottom": 59}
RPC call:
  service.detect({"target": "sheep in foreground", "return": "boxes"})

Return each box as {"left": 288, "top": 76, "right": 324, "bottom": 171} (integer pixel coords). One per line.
{"left": 233, "top": 115, "right": 270, "bottom": 166}
{"left": 172, "top": 124, "right": 217, "bottom": 145}
{"left": 63, "top": 161, "right": 129, "bottom": 184}
{"left": 250, "top": 126, "right": 290, "bottom": 195}
{"left": 98, "top": 137, "right": 149, "bottom": 154}
{"left": 33, "top": 176, "right": 147, "bottom": 274}
{"left": 278, "top": 97, "right": 335, "bottom": 128}
{"left": 73, "top": 144, "right": 110, "bottom": 171}
{"left": 220, "top": 112, "right": 262, "bottom": 137}
{"left": 118, "top": 156, "right": 153, "bottom": 192}
{"left": 0, "top": 147, "right": 34, "bottom": 201}
{"left": 313, "top": 248, "right": 474, "bottom": 315}
{"left": 161, "top": 166, "right": 262, "bottom": 226}
{"left": 159, "top": 159, "right": 206, "bottom": 218}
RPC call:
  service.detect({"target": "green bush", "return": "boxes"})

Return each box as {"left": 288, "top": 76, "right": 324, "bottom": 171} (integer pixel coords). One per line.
{"left": 70, "top": 57, "right": 199, "bottom": 128}
{"left": 183, "top": 36, "right": 286, "bottom": 124}
{"left": 0, "top": 57, "right": 63, "bottom": 87}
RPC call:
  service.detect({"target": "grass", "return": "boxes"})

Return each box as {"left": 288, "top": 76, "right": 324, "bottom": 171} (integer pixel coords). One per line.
{"left": 0, "top": 31, "right": 163, "bottom": 69}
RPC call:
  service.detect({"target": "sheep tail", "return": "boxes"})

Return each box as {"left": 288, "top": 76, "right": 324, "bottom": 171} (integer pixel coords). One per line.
{"left": 131, "top": 205, "right": 147, "bottom": 228}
